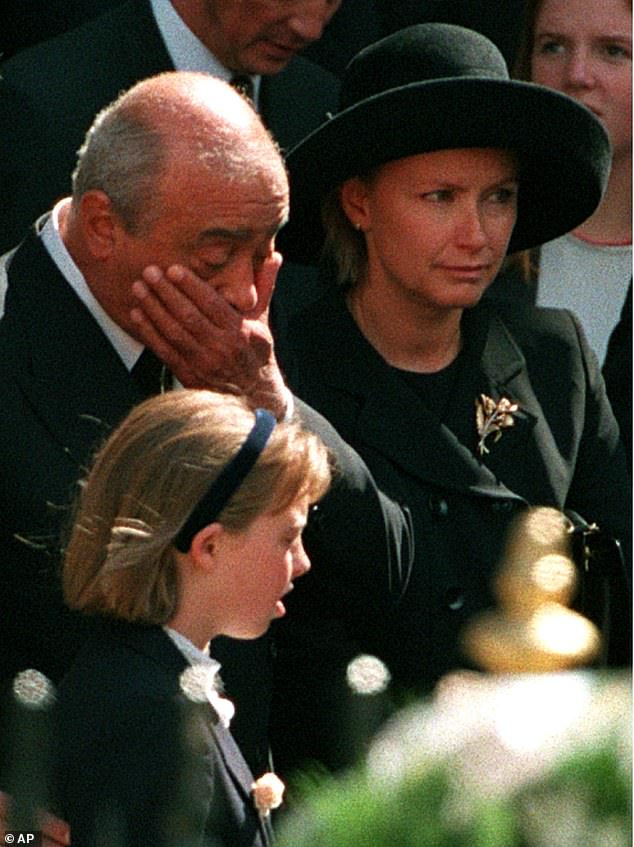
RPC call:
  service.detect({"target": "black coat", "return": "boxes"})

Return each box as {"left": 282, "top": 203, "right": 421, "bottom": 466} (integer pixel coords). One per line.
{"left": 0, "top": 0, "right": 340, "bottom": 254}
{"left": 603, "top": 282, "right": 632, "bottom": 461}
{"left": 0, "top": 229, "right": 413, "bottom": 774}
{"left": 54, "top": 619, "right": 273, "bottom": 847}
{"left": 278, "top": 286, "right": 632, "bottom": 692}
{"left": 489, "top": 255, "right": 632, "bottom": 462}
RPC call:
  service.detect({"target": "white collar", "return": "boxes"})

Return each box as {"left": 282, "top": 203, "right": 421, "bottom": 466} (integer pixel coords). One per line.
{"left": 164, "top": 626, "right": 235, "bottom": 728}
{"left": 40, "top": 199, "right": 143, "bottom": 371}
{"left": 150, "top": 0, "right": 261, "bottom": 107}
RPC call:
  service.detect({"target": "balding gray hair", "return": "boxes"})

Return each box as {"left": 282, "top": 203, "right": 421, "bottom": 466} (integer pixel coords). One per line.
{"left": 72, "top": 71, "right": 287, "bottom": 235}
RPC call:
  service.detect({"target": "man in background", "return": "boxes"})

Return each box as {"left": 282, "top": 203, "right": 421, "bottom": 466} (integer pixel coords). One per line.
{"left": 0, "top": 0, "right": 342, "bottom": 255}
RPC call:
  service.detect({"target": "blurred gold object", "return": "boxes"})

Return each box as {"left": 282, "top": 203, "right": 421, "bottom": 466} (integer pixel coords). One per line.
{"left": 463, "top": 507, "right": 601, "bottom": 672}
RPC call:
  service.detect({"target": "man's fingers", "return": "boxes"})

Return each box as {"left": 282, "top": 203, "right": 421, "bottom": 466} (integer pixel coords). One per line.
{"left": 0, "top": 794, "right": 71, "bottom": 847}
{"left": 132, "top": 269, "right": 222, "bottom": 338}
{"left": 161, "top": 265, "right": 243, "bottom": 328}
{"left": 130, "top": 284, "right": 257, "bottom": 388}
{"left": 40, "top": 811, "right": 71, "bottom": 846}
{"left": 129, "top": 263, "right": 280, "bottom": 395}
{"left": 131, "top": 272, "right": 235, "bottom": 356}
{"left": 129, "top": 301, "right": 204, "bottom": 384}
{"left": 248, "top": 251, "right": 282, "bottom": 319}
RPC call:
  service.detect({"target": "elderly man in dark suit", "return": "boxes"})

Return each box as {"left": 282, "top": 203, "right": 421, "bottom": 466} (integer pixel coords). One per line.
{"left": 0, "top": 71, "right": 412, "bottom": 781}
{"left": 0, "top": 0, "right": 341, "bottom": 256}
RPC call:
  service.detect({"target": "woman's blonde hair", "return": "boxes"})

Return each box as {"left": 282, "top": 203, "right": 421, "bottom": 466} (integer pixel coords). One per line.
{"left": 321, "top": 185, "right": 369, "bottom": 288}
{"left": 63, "top": 390, "right": 332, "bottom": 624}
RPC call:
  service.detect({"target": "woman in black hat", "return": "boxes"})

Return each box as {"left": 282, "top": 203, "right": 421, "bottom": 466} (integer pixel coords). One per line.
{"left": 271, "top": 22, "right": 631, "bottom": 772}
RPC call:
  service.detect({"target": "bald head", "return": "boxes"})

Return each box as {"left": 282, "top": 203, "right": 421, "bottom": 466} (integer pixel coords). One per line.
{"left": 72, "top": 71, "right": 288, "bottom": 234}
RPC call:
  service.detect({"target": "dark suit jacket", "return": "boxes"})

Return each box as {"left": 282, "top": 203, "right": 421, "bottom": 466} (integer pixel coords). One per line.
{"left": 489, "top": 253, "right": 632, "bottom": 461}
{"left": 54, "top": 619, "right": 273, "bottom": 847}
{"left": 0, "top": 0, "right": 122, "bottom": 58}
{"left": 0, "top": 228, "right": 412, "bottom": 774}
{"left": 0, "top": 227, "right": 147, "bottom": 687}
{"left": 0, "top": 0, "right": 340, "bottom": 254}
{"left": 278, "top": 286, "right": 632, "bottom": 693}
{"left": 602, "top": 281, "right": 633, "bottom": 462}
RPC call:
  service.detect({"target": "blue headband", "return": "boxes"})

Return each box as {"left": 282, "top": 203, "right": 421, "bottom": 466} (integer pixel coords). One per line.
{"left": 174, "top": 408, "right": 276, "bottom": 553}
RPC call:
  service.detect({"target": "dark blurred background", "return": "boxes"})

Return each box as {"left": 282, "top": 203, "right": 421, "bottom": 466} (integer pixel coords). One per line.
{"left": 1, "top": 0, "right": 525, "bottom": 71}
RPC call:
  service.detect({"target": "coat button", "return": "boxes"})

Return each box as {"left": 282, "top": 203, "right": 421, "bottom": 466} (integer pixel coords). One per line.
{"left": 444, "top": 587, "right": 465, "bottom": 611}
{"left": 428, "top": 495, "right": 449, "bottom": 518}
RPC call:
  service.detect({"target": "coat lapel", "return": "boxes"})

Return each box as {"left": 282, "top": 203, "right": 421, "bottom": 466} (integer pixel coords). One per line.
{"left": 208, "top": 722, "right": 273, "bottom": 846}
{"left": 440, "top": 304, "right": 540, "bottom": 491}
{"left": 4, "top": 228, "right": 145, "bottom": 466}
{"left": 304, "top": 291, "right": 528, "bottom": 501}
{"left": 104, "top": 622, "right": 272, "bottom": 845}
{"left": 472, "top": 306, "right": 573, "bottom": 502}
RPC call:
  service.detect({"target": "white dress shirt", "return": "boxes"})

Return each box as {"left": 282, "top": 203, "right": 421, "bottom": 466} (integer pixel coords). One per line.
{"left": 39, "top": 198, "right": 144, "bottom": 371}
{"left": 164, "top": 626, "right": 235, "bottom": 728}
{"left": 150, "top": 0, "right": 260, "bottom": 107}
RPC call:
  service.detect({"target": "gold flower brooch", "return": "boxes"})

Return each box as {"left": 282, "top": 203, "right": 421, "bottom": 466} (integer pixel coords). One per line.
{"left": 475, "top": 394, "right": 520, "bottom": 456}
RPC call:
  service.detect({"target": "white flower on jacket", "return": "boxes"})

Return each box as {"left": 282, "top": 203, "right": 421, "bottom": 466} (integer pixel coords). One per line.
{"left": 252, "top": 772, "right": 285, "bottom": 817}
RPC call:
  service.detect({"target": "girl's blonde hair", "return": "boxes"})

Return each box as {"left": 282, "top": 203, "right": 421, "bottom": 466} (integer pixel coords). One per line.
{"left": 63, "top": 390, "right": 332, "bottom": 624}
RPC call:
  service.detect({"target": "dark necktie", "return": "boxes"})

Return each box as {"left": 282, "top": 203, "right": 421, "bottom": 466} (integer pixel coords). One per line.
{"left": 230, "top": 74, "right": 255, "bottom": 102}
{"left": 131, "top": 348, "right": 168, "bottom": 397}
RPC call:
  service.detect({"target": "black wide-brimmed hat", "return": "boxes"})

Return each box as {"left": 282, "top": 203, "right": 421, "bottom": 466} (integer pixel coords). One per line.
{"left": 279, "top": 23, "right": 611, "bottom": 265}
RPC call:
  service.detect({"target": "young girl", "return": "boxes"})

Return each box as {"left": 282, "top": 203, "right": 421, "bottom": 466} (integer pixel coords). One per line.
{"left": 497, "top": 0, "right": 632, "bottom": 366}
{"left": 54, "top": 389, "right": 331, "bottom": 847}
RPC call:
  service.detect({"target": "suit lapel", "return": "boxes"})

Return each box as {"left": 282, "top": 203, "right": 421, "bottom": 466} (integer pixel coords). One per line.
{"left": 307, "top": 291, "right": 527, "bottom": 500}
{"left": 109, "top": 623, "right": 272, "bottom": 846}
{"left": 472, "top": 306, "right": 572, "bottom": 501}
{"left": 88, "top": 0, "right": 176, "bottom": 87}
{"left": 208, "top": 721, "right": 273, "bottom": 846}
{"left": 4, "top": 229, "right": 145, "bottom": 466}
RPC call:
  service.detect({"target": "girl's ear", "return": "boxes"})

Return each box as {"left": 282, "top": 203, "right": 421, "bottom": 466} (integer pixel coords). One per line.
{"left": 340, "top": 176, "right": 371, "bottom": 231}
{"left": 188, "top": 522, "right": 224, "bottom": 572}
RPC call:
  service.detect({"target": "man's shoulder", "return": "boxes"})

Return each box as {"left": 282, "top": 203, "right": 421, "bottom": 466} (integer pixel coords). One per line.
{"left": 3, "top": 226, "right": 57, "bottom": 285}
{"left": 266, "top": 53, "right": 339, "bottom": 106}
{"left": 0, "top": 0, "right": 163, "bottom": 89}
{"left": 279, "top": 53, "right": 340, "bottom": 87}
{"left": 263, "top": 55, "right": 339, "bottom": 148}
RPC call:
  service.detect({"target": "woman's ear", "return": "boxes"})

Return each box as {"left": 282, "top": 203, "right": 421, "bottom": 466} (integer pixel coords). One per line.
{"left": 340, "top": 177, "right": 370, "bottom": 231}
{"left": 188, "top": 522, "right": 224, "bottom": 572}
